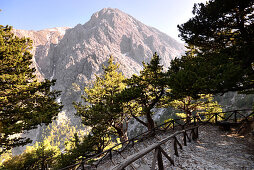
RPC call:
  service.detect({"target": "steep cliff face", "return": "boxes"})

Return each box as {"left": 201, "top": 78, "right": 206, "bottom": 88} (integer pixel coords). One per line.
{"left": 13, "top": 27, "right": 70, "bottom": 81}
{"left": 15, "top": 8, "right": 185, "bottom": 125}
{"left": 18, "top": 8, "right": 184, "bottom": 113}
{"left": 215, "top": 92, "right": 254, "bottom": 111}
{"left": 50, "top": 8, "right": 184, "bottom": 110}
{"left": 11, "top": 8, "right": 186, "bottom": 154}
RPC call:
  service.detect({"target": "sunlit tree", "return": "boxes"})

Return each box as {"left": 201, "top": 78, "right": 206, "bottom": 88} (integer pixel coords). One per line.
{"left": 0, "top": 25, "right": 62, "bottom": 153}
{"left": 74, "top": 56, "right": 129, "bottom": 143}
{"left": 169, "top": 0, "right": 254, "bottom": 98}
{"left": 121, "top": 53, "right": 168, "bottom": 130}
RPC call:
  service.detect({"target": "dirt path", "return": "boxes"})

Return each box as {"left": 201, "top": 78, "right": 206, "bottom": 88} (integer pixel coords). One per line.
{"left": 96, "top": 124, "right": 254, "bottom": 170}
{"left": 168, "top": 125, "right": 254, "bottom": 170}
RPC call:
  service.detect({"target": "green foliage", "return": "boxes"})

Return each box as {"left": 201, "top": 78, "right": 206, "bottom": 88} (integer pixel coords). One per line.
{"left": 122, "top": 53, "right": 168, "bottom": 130}
{"left": 0, "top": 150, "right": 11, "bottom": 167}
{"left": 41, "top": 120, "right": 86, "bottom": 151}
{"left": 38, "top": 120, "right": 87, "bottom": 169}
{"left": 168, "top": 94, "right": 222, "bottom": 122}
{"left": 74, "top": 56, "right": 128, "bottom": 148}
{"left": 56, "top": 126, "right": 121, "bottom": 169}
{"left": 170, "top": 0, "right": 254, "bottom": 98}
{"left": 163, "top": 118, "right": 174, "bottom": 129}
{"left": 0, "top": 25, "right": 62, "bottom": 153}
{"left": 1, "top": 139, "right": 60, "bottom": 170}
{"left": 0, "top": 120, "right": 86, "bottom": 169}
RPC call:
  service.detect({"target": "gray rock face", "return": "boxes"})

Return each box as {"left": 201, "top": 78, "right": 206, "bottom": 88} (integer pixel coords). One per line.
{"left": 50, "top": 8, "right": 184, "bottom": 110}
{"left": 13, "top": 27, "right": 70, "bottom": 81}
{"left": 215, "top": 92, "right": 254, "bottom": 111}
{"left": 15, "top": 8, "right": 185, "bottom": 123}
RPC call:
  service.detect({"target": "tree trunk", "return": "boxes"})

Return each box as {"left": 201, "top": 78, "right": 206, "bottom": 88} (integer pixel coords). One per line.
{"left": 185, "top": 110, "right": 192, "bottom": 124}
{"left": 118, "top": 127, "right": 128, "bottom": 143}
{"left": 121, "top": 131, "right": 128, "bottom": 143}
{"left": 114, "top": 122, "right": 128, "bottom": 143}
{"left": 146, "top": 111, "right": 155, "bottom": 131}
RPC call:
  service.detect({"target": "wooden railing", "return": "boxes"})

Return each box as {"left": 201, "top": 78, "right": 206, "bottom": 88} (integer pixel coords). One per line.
{"left": 112, "top": 126, "right": 199, "bottom": 170}
{"left": 60, "top": 109, "right": 253, "bottom": 170}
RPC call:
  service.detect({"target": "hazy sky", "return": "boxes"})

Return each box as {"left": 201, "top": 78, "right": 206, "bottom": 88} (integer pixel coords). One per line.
{"left": 0, "top": 0, "right": 207, "bottom": 42}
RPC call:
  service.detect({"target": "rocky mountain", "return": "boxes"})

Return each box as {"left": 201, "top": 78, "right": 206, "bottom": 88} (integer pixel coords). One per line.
{"left": 215, "top": 92, "right": 254, "bottom": 111}
{"left": 15, "top": 8, "right": 185, "bottom": 122}
{"left": 12, "top": 8, "right": 253, "bottom": 156}
{"left": 13, "top": 27, "right": 70, "bottom": 81}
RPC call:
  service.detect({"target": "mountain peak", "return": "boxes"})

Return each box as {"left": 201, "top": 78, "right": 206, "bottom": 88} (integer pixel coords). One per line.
{"left": 88, "top": 8, "right": 134, "bottom": 28}
{"left": 92, "top": 8, "right": 127, "bottom": 18}
{"left": 13, "top": 9, "right": 186, "bottom": 147}
{"left": 98, "top": 8, "right": 123, "bottom": 14}
{"left": 15, "top": 8, "right": 185, "bottom": 111}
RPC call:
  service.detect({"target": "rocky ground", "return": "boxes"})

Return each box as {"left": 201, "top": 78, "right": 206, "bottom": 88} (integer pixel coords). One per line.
{"left": 169, "top": 125, "right": 254, "bottom": 170}
{"left": 94, "top": 124, "right": 254, "bottom": 170}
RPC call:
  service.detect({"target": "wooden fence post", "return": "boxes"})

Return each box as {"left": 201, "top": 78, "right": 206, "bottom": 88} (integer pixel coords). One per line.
{"left": 109, "top": 149, "right": 115, "bottom": 166}
{"left": 109, "top": 149, "right": 112, "bottom": 160}
{"left": 215, "top": 113, "right": 218, "bottom": 124}
{"left": 196, "top": 126, "right": 199, "bottom": 139}
{"left": 191, "top": 129, "right": 198, "bottom": 140}
{"left": 183, "top": 131, "right": 187, "bottom": 146}
{"left": 174, "top": 137, "right": 179, "bottom": 157}
{"left": 81, "top": 157, "right": 85, "bottom": 170}
{"left": 131, "top": 139, "right": 134, "bottom": 147}
{"left": 234, "top": 111, "right": 237, "bottom": 123}
{"left": 159, "top": 146, "right": 174, "bottom": 166}
{"left": 157, "top": 147, "right": 164, "bottom": 170}
{"left": 151, "top": 148, "right": 159, "bottom": 170}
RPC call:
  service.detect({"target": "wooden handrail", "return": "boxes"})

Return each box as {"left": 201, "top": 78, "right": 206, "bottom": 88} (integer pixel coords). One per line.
{"left": 113, "top": 126, "right": 198, "bottom": 170}
{"left": 60, "top": 109, "right": 253, "bottom": 170}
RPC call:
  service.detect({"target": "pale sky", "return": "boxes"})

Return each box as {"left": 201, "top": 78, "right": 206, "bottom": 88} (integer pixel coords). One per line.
{"left": 0, "top": 0, "right": 207, "bottom": 42}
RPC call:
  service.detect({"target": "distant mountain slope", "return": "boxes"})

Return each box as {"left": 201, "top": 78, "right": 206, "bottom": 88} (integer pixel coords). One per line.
{"left": 15, "top": 8, "right": 185, "bottom": 114}
{"left": 13, "top": 27, "right": 70, "bottom": 81}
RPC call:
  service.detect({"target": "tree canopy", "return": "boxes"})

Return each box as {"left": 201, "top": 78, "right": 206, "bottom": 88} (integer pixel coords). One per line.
{"left": 170, "top": 0, "right": 254, "bottom": 98}
{"left": 169, "top": 94, "right": 222, "bottom": 123}
{"left": 122, "top": 53, "right": 168, "bottom": 130}
{"left": 0, "top": 25, "right": 62, "bottom": 153}
{"left": 74, "top": 56, "right": 128, "bottom": 143}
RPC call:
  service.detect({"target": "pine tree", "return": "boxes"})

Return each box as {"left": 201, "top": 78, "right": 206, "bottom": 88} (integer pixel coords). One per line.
{"left": 1, "top": 138, "right": 61, "bottom": 169}
{"left": 168, "top": 94, "right": 222, "bottom": 123}
{"left": 122, "top": 53, "right": 167, "bottom": 130}
{"left": 0, "top": 25, "right": 62, "bottom": 153}
{"left": 74, "top": 56, "right": 128, "bottom": 144}
{"left": 171, "top": 0, "right": 254, "bottom": 97}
